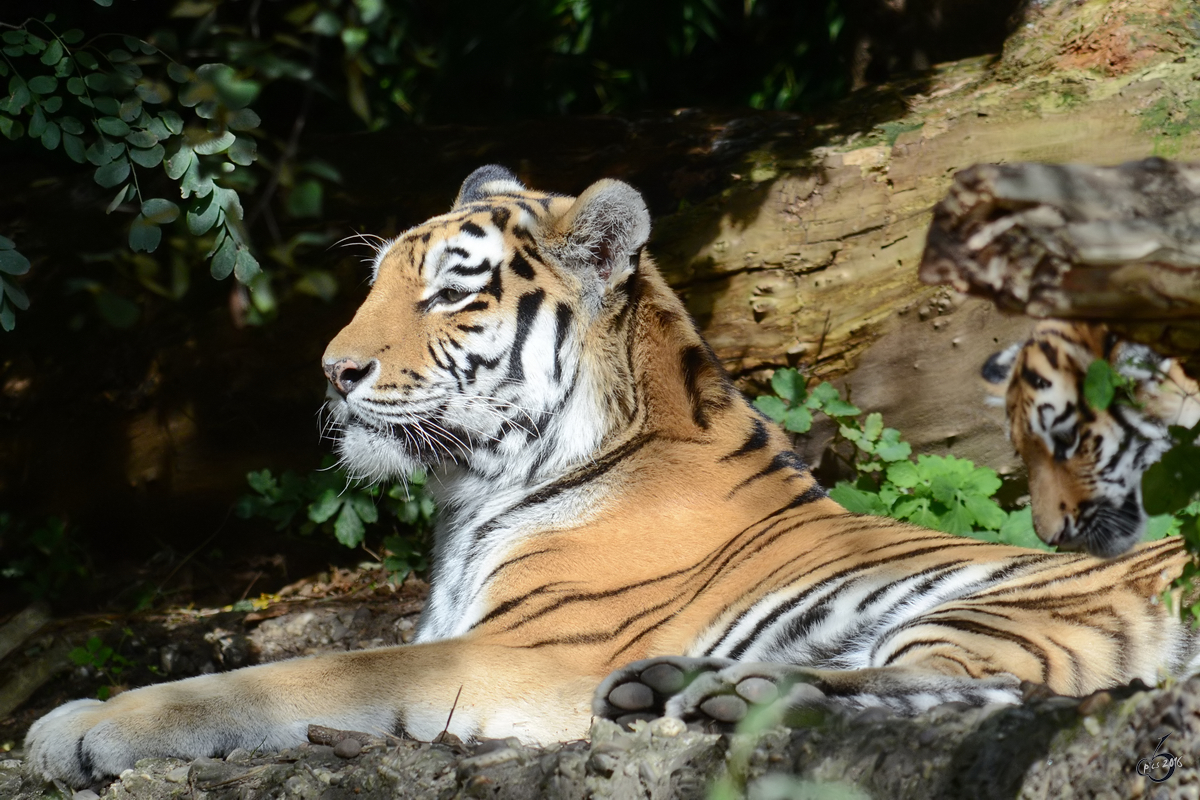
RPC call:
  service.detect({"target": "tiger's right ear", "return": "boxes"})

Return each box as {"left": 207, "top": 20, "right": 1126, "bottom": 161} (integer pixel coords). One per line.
{"left": 453, "top": 165, "right": 525, "bottom": 209}
{"left": 553, "top": 178, "right": 651, "bottom": 297}
{"left": 982, "top": 343, "right": 1021, "bottom": 385}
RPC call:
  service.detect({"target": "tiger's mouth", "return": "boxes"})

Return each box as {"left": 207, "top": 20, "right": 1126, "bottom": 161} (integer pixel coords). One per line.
{"left": 1052, "top": 493, "right": 1145, "bottom": 558}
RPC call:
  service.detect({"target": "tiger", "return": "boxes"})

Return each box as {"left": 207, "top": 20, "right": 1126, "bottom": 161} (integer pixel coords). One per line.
{"left": 25, "top": 166, "right": 1200, "bottom": 788}
{"left": 983, "top": 320, "right": 1200, "bottom": 558}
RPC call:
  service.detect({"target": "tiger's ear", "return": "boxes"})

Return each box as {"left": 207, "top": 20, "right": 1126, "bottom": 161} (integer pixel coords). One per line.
{"left": 982, "top": 343, "right": 1021, "bottom": 385}
{"left": 453, "top": 165, "right": 525, "bottom": 209}
{"left": 554, "top": 179, "right": 651, "bottom": 294}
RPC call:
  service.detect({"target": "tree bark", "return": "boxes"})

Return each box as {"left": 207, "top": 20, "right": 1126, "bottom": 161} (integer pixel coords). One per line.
{"left": 919, "top": 158, "right": 1200, "bottom": 374}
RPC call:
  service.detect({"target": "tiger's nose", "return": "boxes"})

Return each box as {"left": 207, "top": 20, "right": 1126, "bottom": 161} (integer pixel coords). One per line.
{"left": 324, "top": 358, "right": 373, "bottom": 397}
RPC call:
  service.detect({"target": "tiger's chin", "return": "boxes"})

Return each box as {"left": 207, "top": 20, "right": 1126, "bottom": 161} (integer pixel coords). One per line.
{"left": 333, "top": 421, "right": 428, "bottom": 483}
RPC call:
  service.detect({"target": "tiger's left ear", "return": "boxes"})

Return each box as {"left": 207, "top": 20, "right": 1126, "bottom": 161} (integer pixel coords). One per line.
{"left": 554, "top": 179, "right": 651, "bottom": 294}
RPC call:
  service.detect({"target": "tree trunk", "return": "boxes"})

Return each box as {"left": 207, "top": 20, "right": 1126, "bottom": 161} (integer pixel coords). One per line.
{"left": 920, "top": 158, "right": 1200, "bottom": 375}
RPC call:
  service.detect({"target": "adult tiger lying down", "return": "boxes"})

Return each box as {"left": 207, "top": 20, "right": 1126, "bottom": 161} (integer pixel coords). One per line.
{"left": 26, "top": 166, "right": 1200, "bottom": 787}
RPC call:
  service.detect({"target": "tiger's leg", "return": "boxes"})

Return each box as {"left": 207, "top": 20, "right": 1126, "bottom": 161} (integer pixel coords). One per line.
{"left": 594, "top": 657, "right": 1021, "bottom": 729}
{"left": 26, "top": 639, "right": 596, "bottom": 788}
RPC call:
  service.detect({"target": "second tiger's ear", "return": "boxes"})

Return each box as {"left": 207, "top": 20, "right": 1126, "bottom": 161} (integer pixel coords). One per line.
{"left": 453, "top": 165, "right": 525, "bottom": 209}
{"left": 552, "top": 178, "right": 651, "bottom": 292}
{"left": 982, "top": 343, "right": 1021, "bottom": 385}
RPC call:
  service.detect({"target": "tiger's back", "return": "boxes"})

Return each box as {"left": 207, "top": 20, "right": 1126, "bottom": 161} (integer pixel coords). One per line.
{"left": 24, "top": 167, "right": 1199, "bottom": 787}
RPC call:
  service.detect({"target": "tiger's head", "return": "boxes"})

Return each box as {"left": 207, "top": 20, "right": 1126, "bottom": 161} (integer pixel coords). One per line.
{"left": 983, "top": 321, "right": 1195, "bottom": 557}
{"left": 321, "top": 166, "right": 729, "bottom": 496}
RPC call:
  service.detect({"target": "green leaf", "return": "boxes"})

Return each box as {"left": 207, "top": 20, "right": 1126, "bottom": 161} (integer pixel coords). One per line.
{"left": 125, "top": 129, "right": 159, "bottom": 148}
{"left": 0, "top": 300, "right": 14, "bottom": 331}
{"left": 770, "top": 368, "right": 805, "bottom": 404}
{"left": 62, "top": 29, "right": 84, "bottom": 44}
{"left": 1083, "top": 359, "right": 1117, "bottom": 411}
{"left": 210, "top": 236, "right": 237, "bottom": 279}
{"left": 754, "top": 395, "right": 787, "bottom": 423}
{"left": 107, "top": 48, "right": 132, "bottom": 63}
{"left": 128, "top": 143, "right": 165, "bottom": 168}
{"left": 66, "top": 76, "right": 86, "bottom": 95}
{"left": 27, "top": 75, "right": 57, "bottom": 95}
{"left": 228, "top": 108, "right": 261, "bottom": 131}
{"left": 135, "top": 80, "right": 171, "bottom": 104}
{"left": 234, "top": 248, "right": 261, "bottom": 283}
{"left": 97, "top": 117, "right": 131, "bottom": 137}
{"left": 94, "top": 0, "right": 114, "bottom": 6}
{"left": 193, "top": 130, "right": 235, "bottom": 155}
{"left": 28, "top": 106, "right": 47, "bottom": 138}
{"left": 347, "top": 493, "right": 379, "bottom": 524}
{"left": 94, "top": 288, "right": 139, "bottom": 328}
{"left": 862, "top": 412, "right": 883, "bottom": 442}
{"left": 0, "top": 248, "right": 30, "bottom": 275}
{"left": 141, "top": 198, "right": 179, "bottom": 224}
{"left": 873, "top": 430, "right": 911, "bottom": 462}
{"left": 76, "top": 51, "right": 99, "bottom": 70}
{"left": 40, "top": 39, "right": 63, "bottom": 66}
{"left": 828, "top": 483, "right": 887, "bottom": 515}
{"left": 964, "top": 494, "right": 1007, "bottom": 531}
{"left": 822, "top": 398, "right": 862, "bottom": 417}
{"left": 1143, "top": 444, "right": 1200, "bottom": 515}
{"left": 59, "top": 115, "right": 84, "bottom": 135}
{"left": 886, "top": 460, "right": 919, "bottom": 488}
{"left": 228, "top": 136, "right": 256, "bottom": 166}
{"left": 93, "top": 96, "right": 120, "bottom": 116}
{"left": 781, "top": 406, "right": 813, "bottom": 433}
{"left": 997, "top": 508, "right": 1051, "bottom": 551}
{"left": 40, "top": 94, "right": 63, "bottom": 113}
{"left": 160, "top": 110, "right": 184, "bottom": 134}
{"left": 2, "top": 276, "right": 28, "bottom": 310}
{"left": 86, "top": 137, "right": 124, "bottom": 166}
{"left": 128, "top": 214, "right": 162, "bottom": 253}
{"left": 806, "top": 381, "right": 838, "bottom": 407}
{"left": 165, "top": 146, "right": 194, "bottom": 180}
{"left": 286, "top": 178, "right": 322, "bottom": 217}
{"left": 84, "top": 73, "right": 114, "bottom": 92}
{"left": 334, "top": 503, "right": 366, "bottom": 548}
{"left": 187, "top": 192, "right": 221, "bottom": 235}
{"left": 0, "top": 236, "right": 13, "bottom": 249}
{"left": 1144, "top": 514, "right": 1179, "bottom": 541}
{"left": 94, "top": 158, "right": 130, "bottom": 188}
{"left": 909, "top": 507, "right": 941, "bottom": 530}
{"left": 62, "top": 132, "right": 85, "bottom": 162}
{"left": 960, "top": 466, "right": 1002, "bottom": 498}
{"left": 119, "top": 95, "right": 142, "bottom": 122}
{"left": 167, "top": 62, "right": 190, "bottom": 83}
{"left": 40, "top": 121, "right": 60, "bottom": 150}
{"left": 939, "top": 503, "right": 974, "bottom": 535}
{"left": 105, "top": 183, "right": 131, "bottom": 214}
{"left": 307, "top": 488, "right": 342, "bottom": 523}
{"left": 929, "top": 474, "right": 958, "bottom": 506}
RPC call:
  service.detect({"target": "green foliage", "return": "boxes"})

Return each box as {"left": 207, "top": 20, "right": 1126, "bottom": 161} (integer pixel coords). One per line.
{"left": 68, "top": 630, "right": 140, "bottom": 700}
{"left": 236, "top": 459, "right": 434, "bottom": 582}
{"left": 756, "top": 368, "right": 1040, "bottom": 548}
{"left": 0, "top": 235, "right": 29, "bottom": 331}
{"left": 0, "top": 11, "right": 268, "bottom": 328}
{"left": 1082, "top": 358, "right": 1139, "bottom": 413}
{"left": 0, "top": 513, "right": 89, "bottom": 599}
{"left": 1140, "top": 420, "right": 1200, "bottom": 626}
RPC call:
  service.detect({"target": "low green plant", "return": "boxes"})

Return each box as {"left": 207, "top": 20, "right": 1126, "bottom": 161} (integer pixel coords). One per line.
{"left": 69, "top": 630, "right": 140, "bottom": 700}
{"left": 0, "top": 513, "right": 89, "bottom": 599}
{"left": 236, "top": 458, "right": 434, "bottom": 583}
{"left": 1141, "top": 420, "right": 1200, "bottom": 625}
{"left": 755, "top": 368, "right": 1043, "bottom": 549}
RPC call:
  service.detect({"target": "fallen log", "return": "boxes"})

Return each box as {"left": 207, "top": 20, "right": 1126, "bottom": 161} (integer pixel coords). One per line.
{"left": 919, "top": 158, "right": 1200, "bottom": 372}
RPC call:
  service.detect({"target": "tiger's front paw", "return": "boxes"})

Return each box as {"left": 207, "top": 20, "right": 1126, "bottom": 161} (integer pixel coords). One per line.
{"left": 24, "top": 698, "right": 129, "bottom": 788}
